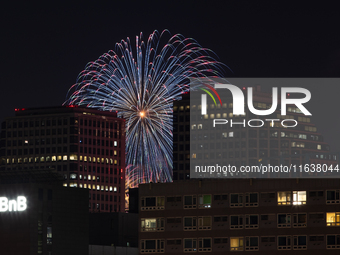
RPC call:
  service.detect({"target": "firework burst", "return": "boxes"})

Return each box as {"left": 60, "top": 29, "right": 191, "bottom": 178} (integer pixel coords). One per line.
{"left": 65, "top": 30, "right": 224, "bottom": 184}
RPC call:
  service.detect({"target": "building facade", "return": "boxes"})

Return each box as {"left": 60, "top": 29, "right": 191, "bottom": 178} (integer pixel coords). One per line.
{"left": 0, "top": 106, "right": 125, "bottom": 212}
{"left": 0, "top": 169, "right": 89, "bottom": 255}
{"left": 173, "top": 87, "right": 337, "bottom": 180}
{"left": 139, "top": 179, "right": 340, "bottom": 254}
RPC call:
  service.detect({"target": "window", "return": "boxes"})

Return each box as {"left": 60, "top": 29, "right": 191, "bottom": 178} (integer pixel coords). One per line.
{"left": 278, "top": 214, "right": 291, "bottom": 228}
{"left": 141, "top": 196, "right": 165, "bottom": 210}
{"left": 230, "top": 193, "right": 243, "bottom": 207}
{"left": 184, "top": 238, "right": 197, "bottom": 252}
{"left": 214, "top": 238, "right": 228, "bottom": 244}
{"left": 309, "top": 190, "right": 324, "bottom": 198}
{"left": 245, "top": 215, "right": 258, "bottom": 229}
{"left": 184, "top": 217, "right": 197, "bottom": 230}
{"left": 230, "top": 237, "right": 243, "bottom": 251}
{"left": 141, "top": 218, "right": 164, "bottom": 231}
{"left": 327, "top": 212, "right": 340, "bottom": 226}
{"left": 245, "top": 237, "right": 259, "bottom": 251}
{"left": 293, "top": 191, "right": 306, "bottom": 205}
{"left": 327, "top": 235, "right": 340, "bottom": 249}
{"left": 277, "top": 236, "right": 291, "bottom": 250}
{"left": 293, "top": 213, "right": 307, "bottom": 227}
{"left": 167, "top": 239, "right": 181, "bottom": 246}
{"left": 261, "top": 236, "right": 275, "bottom": 243}
{"left": 245, "top": 193, "right": 258, "bottom": 207}
{"left": 140, "top": 239, "right": 164, "bottom": 253}
{"left": 327, "top": 190, "right": 340, "bottom": 204}
{"left": 198, "top": 238, "right": 211, "bottom": 252}
{"left": 198, "top": 216, "right": 211, "bottom": 230}
{"left": 277, "top": 191, "right": 291, "bottom": 205}
{"left": 230, "top": 215, "right": 243, "bottom": 229}
{"left": 47, "top": 227, "right": 52, "bottom": 245}
{"left": 213, "top": 216, "right": 228, "bottom": 222}
{"left": 184, "top": 195, "right": 197, "bottom": 209}
{"left": 309, "top": 235, "right": 324, "bottom": 242}
{"left": 293, "top": 236, "right": 307, "bottom": 250}
{"left": 198, "top": 194, "right": 211, "bottom": 208}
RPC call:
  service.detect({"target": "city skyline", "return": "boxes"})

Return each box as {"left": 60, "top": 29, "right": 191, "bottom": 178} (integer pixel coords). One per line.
{"left": 1, "top": 1, "right": 339, "bottom": 153}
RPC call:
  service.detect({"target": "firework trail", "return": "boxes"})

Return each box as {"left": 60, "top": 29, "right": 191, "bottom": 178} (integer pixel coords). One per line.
{"left": 65, "top": 30, "right": 224, "bottom": 184}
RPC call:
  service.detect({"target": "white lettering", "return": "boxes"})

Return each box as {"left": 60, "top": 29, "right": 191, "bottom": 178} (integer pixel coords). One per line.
{"left": 0, "top": 196, "right": 27, "bottom": 212}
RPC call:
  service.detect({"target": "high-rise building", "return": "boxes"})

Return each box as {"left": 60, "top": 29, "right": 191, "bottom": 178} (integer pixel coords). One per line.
{"left": 173, "top": 87, "right": 337, "bottom": 180}
{"left": 138, "top": 179, "right": 340, "bottom": 254}
{"left": 0, "top": 169, "right": 89, "bottom": 255}
{"left": 0, "top": 106, "right": 126, "bottom": 212}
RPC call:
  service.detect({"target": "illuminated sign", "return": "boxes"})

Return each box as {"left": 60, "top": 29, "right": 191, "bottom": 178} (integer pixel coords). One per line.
{"left": 0, "top": 196, "right": 27, "bottom": 212}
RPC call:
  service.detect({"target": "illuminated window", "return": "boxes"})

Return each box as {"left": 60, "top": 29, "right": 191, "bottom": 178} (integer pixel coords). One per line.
{"left": 245, "top": 237, "right": 259, "bottom": 251}
{"left": 63, "top": 155, "right": 67, "bottom": 161}
{"left": 184, "top": 239, "right": 197, "bottom": 252}
{"left": 230, "top": 237, "right": 243, "bottom": 251}
{"left": 210, "top": 114, "right": 215, "bottom": 119}
{"left": 92, "top": 185, "right": 95, "bottom": 189}
{"left": 141, "top": 218, "right": 165, "bottom": 231}
{"left": 47, "top": 227, "right": 52, "bottom": 245}
{"left": 327, "top": 212, "right": 340, "bottom": 226}
{"left": 229, "top": 132, "right": 234, "bottom": 137}
{"left": 70, "top": 173, "right": 77, "bottom": 179}
{"left": 216, "top": 113, "right": 221, "bottom": 118}
{"left": 222, "top": 132, "right": 228, "bottom": 138}
{"left": 204, "top": 114, "right": 208, "bottom": 119}
{"left": 317, "top": 144, "right": 322, "bottom": 150}
{"left": 84, "top": 184, "right": 87, "bottom": 188}
{"left": 114, "top": 187, "right": 117, "bottom": 192}
{"left": 70, "top": 154, "right": 78, "bottom": 160}
{"left": 79, "top": 183, "right": 83, "bottom": 188}
{"left": 192, "top": 154, "right": 196, "bottom": 159}
{"left": 198, "top": 194, "right": 211, "bottom": 208}
{"left": 198, "top": 216, "right": 211, "bottom": 230}
{"left": 184, "top": 217, "right": 197, "bottom": 230}
{"left": 114, "top": 141, "right": 117, "bottom": 146}
{"left": 114, "top": 151, "right": 117, "bottom": 156}
{"left": 293, "top": 191, "right": 306, "bottom": 205}
{"left": 57, "top": 156, "right": 62, "bottom": 161}
{"left": 277, "top": 191, "right": 291, "bottom": 205}
{"left": 229, "top": 113, "right": 233, "bottom": 117}
{"left": 198, "top": 124, "right": 203, "bottom": 129}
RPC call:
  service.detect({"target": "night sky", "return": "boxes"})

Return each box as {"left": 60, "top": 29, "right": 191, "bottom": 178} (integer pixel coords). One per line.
{"left": 1, "top": 1, "right": 339, "bottom": 151}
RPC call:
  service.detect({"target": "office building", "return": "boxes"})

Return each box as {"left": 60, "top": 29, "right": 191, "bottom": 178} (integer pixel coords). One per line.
{"left": 0, "top": 106, "right": 126, "bottom": 212}
{"left": 173, "top": 87, "right": 337, "bottom": 180}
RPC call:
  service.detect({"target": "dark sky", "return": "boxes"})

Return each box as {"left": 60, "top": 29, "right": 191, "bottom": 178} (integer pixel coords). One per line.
{"left": 1, "top": 1, "right": 339, "bottom": 151}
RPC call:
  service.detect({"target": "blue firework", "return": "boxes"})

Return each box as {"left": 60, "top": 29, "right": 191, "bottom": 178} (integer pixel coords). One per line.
{"left": 65, "top": 30, "right": 224, "bottom": 184}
